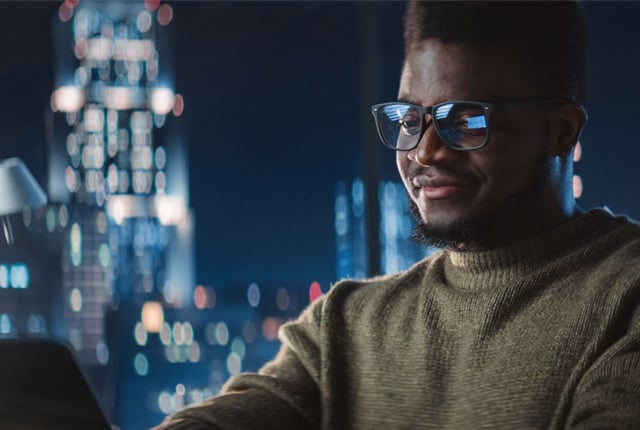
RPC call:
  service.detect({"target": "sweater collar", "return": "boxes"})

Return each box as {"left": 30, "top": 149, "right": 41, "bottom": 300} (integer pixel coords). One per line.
{"left": 443, "top": 208, "right": 627, "bottom": 290}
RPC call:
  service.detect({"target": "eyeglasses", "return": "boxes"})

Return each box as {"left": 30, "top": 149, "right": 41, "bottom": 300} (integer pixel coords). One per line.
{"left": 371, "top": 98, "right": 570, "bottom": 152}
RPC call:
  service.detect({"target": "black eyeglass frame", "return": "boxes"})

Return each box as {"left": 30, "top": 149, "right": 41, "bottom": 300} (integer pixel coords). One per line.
{"left": 371, "top": 97, "right": 571, "bottom": 152}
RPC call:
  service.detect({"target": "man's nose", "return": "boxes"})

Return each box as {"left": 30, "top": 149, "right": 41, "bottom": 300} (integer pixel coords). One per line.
{"left": 407, "top": 117, "right": 451, "bottom": 166}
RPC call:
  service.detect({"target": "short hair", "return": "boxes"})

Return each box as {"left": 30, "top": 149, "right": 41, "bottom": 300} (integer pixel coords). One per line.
{"left": 404, "top": 1, "right": 589, "bottom": 105}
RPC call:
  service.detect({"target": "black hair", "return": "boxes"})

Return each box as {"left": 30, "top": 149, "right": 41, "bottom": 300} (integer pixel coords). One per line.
{"left": 404, "top": 1, "right": 588, "bottom": 105}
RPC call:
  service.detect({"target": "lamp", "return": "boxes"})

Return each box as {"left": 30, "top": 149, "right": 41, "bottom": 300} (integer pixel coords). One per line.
{"left": 0, "top": 158, "right": 47, "bottom": 244}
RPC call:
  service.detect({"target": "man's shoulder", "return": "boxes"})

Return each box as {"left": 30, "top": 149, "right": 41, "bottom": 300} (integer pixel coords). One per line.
{"left": 575, "top": 208, "right": 640, "bottom": 290}
{"left": 587, "top": 208, "right": 640, "bottom": 258}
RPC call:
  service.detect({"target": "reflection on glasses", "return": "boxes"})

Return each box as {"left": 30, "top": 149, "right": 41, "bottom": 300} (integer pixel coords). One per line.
{"left": 371, "top": 98, "right": 570, "bottom": 152}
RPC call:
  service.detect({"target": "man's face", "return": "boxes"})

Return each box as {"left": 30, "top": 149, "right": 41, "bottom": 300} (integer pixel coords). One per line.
{"left": 397, "top": 40, "right": 561, "bottom": 250}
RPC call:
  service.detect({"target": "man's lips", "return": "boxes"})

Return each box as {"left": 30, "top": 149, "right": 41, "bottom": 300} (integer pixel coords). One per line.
{"left": 411, "top": 175, "right": 474, "bottom": 199}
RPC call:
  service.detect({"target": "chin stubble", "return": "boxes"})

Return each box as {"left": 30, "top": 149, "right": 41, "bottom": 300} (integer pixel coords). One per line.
{"left": 408, "top": 154, "right": 553, "bottom": 251}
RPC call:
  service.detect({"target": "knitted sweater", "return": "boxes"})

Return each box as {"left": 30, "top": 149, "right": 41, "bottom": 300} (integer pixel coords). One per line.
{"left": 159, "top": 208, "right": 640, "bottom": 430}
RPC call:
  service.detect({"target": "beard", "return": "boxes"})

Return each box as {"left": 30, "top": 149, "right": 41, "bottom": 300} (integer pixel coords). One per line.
{"left": 409, "top": 154, "right": 554, "bottom": 251}
{"left": 409, "top": 199, "right": 489, "bottom": 250}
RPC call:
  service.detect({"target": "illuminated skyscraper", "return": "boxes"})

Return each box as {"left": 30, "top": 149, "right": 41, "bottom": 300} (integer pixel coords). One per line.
{"left": 45, "top": 0, "right": 193, "bottom": 426}
{"left": 43, "top": 3, "right": 324, "bottom": 428}
{"left": 335, "top": 178, "right": 368, "bottom": 279}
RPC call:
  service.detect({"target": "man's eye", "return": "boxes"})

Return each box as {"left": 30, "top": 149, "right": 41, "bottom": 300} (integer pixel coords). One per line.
{"left": 399, "top": 118, "right": 421, "bottom": 135}
{"left": 453, "top": 117, "right": 470, "bottom": 128}
{"left": 451, "top": 114, "right": 486, "bottom": 134}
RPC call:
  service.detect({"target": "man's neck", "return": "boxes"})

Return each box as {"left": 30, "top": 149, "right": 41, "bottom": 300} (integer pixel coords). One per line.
{"left": 450, "top": 202, "right": 582, "bottom": 253}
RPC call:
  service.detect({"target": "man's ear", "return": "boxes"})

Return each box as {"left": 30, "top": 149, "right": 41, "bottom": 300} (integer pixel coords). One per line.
{"left": 551, "top": 103, "right": 588, "bottom": 158}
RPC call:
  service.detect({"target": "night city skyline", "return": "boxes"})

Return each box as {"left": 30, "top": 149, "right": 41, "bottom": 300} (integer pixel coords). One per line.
{"left": 0, "top": 2, "right": 639, "bottom": 428}
{"left": 0, "top": 2, "right": 639, "bottom": 288}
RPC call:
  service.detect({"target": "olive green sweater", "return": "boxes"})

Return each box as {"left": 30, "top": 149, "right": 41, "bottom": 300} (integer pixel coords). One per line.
{"left": 158, "top": 208, "right": 640, "bottom": 429}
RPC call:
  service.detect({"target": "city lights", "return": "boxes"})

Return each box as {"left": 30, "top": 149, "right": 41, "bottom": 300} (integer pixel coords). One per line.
{"left": 309, "top": 281, "right": 322, "bottom": 302}
{"left": 44, "top": 2, "right": 326, "bottom": 427}
{"left": 51, "top": 86, "right": 85, "bottom": 112}
{"left": 157, "top": 4, "right": 173, "bottom": 25}
{"left": 96, "top": 341, "right": 109, "bottom": 365}
{"left": 215, "top": 322, "right": 229, "bottom": 346}
{"left": 172, "top": 94, "right": 184, "bottom": 117}
{"left": 573, "top": 175, "right": 583, "bottom": 199}
{"left": 261, "top": 317, "right": 280, "bottom": 341}
{"left": 150, "top": 87, "right": 175, "bottom": 115}
{"left": 70, "top": 223, "right": 82, "bottom": 266}
{"left": 226, "top": 352, "right": 242, "bottom": 375}
{"left": 134, "top": 352, "right": 150, "bottom": 376}
{"left": 9, "top": 265, "right": 29, "bottom": 289}
{"left": 0, "top": 264, "right": 30, "bottom": 289}
{"left": 159, "top": 322, "right": 172, "bottom": 346}
{"left": 276, "top": 288, "right": 290, "bottom": 311}
{"left": 247, "top": 282, "right": 260, "bottom": 307}
{"left": 70, "top": 288, "right": 83, "bottom": 312}
{"left": 27, "top": 314, "right": 47, "bottom": 335}
{"left": 0, "top": 314, "right": 12, "bottom": 335}
{"left": 155, "top": 195, "right": 186, "bottom": 226}
{"left": 104, "top": 86, "right": 145, "bottom": 110}
{"left": 230, "top": 337, "right": 246, "bottom": 360}
{"left": 135, "top": 322, "right": 148, "bottom": 346}
{"left": 0, "top": 265, "right": 7, "bottom": 288}
{"left": 142, "top": 301, "right": 164, "bottom": 333}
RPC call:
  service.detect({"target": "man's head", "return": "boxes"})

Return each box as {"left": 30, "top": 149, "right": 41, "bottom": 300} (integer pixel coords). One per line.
{"left": 404, "top": 1, "right": 588, "bottom": 106}
{"left": 386, "top": 1, "right": 588, "bottom": 251}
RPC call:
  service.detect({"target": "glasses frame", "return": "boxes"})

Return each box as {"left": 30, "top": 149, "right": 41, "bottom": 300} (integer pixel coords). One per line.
{"left": 371, "top": 97, "right": 571, "bottom": 152}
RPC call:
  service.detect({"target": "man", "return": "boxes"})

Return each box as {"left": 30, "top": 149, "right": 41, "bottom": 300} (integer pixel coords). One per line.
{"left": 156, "top": 2, "right": 640, "bottom": 429}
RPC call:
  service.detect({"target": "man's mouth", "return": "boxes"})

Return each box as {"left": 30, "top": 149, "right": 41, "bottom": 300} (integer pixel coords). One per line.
{"left": 411, "top": 175, "right": 474, "bottom": 200}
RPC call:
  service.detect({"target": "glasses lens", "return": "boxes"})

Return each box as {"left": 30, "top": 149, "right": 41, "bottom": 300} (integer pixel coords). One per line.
{"left": 434, "top": 103, "right": 488, "bottom": 150}
{"left": 375, "top": 103, "right": 422, "bottom": 150}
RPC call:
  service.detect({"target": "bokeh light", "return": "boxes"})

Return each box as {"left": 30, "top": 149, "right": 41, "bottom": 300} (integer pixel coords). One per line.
{"left": 231, "top": 337, "right": 246, "bottom": 360}
{"left": 145, "top": 0, "right": 160, "bottom": 11}
{"left": 309, "top": 281, "right": 322, "bottom": 302}
{"left": 242, "top": 321, "right": 257, "bottom": 343}
{"left": 215, "top": 322, "right": 229, "bottom": 346}
{"left": 96, "top": 341, "right": 109, "bottom": 365}
{"left": 142, "top": 301, "right": 164, "bottom": 333}
{"left": 0, "top": 265, "right": 7, "bottom": 288}
{"left": 247, "top": 282, "right": 260, "bottom": 307}
{"left": 262, "top": 317, "right": 280, "bottom": 341}
{"left": 159, "top": 322, "right": 172, "bottom": 346}
{"left": 150, "top": 88, "right": 175, "bottom": 115}
{"left": 157, "top": 4, "right": 173, "bottom": 25}
{"left": 52, "top": 86, "right": 85, "bottom": 113}
{"left": 172, "top": 94, "right": 184, "bottom": 117}
{"left": 70, "top": 288, "right": 83, "bottom": 312}
{"left": 226, "top": 352, "right": 241, "bottom": 375}
{"left": 276, "top": 288, "right": 290, "bottom": 311}
{"left": 134, "top": 353, "right": 149, "bottom": 376}
{"left": 135, "top": 322, "right": 148, "bottom": 346}
{"left": 573, "top": 175, "right": 583, "bottom": 199}
{"left": 0, "top": 314, "right": 11, "bottom": 335}
{"left": 137, "top": 10, "right": 153, "bottom": 33}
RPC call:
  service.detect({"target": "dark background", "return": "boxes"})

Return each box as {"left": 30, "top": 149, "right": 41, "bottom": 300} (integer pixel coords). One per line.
{"left": 0, "top": 0, "right": 638, "bottom": 290}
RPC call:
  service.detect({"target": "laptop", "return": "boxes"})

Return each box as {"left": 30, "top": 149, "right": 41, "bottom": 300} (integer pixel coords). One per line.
{"left": 0, "top": 339, "right": 112, "bottom": 430}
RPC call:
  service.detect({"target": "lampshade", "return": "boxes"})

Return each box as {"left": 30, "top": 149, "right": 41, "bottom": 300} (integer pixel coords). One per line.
{"left": 0, "top": 158, "right": 47, "bottom": 216}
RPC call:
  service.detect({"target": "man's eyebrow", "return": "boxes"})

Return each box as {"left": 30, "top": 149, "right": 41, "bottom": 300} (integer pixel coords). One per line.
{"left": 397, "top": 97, "right": 421, "bottom": 105}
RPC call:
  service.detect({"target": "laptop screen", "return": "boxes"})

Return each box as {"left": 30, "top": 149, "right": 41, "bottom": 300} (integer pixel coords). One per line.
{"left": 0, "top": 339, "right": 111, "bottom": 430}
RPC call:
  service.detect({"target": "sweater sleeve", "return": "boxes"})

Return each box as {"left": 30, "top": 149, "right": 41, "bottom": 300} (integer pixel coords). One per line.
{"left": 151, "top": 297, "right": 324, "bottom": 430}
{"left": 565, "top": 325, "right": 640, "bottom": 428}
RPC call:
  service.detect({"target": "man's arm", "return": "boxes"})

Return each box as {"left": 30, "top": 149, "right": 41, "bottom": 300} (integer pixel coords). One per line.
{"left": 564, "top": 326, "right": 640, "bottom": 429}
{"left": 152, "top": 297, "right": 324, "bottom": 430}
